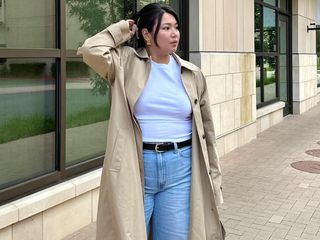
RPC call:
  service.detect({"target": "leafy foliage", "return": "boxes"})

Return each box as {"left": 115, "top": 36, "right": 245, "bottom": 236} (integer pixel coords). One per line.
{"left": 65, "top": 0, "right": 134, "bottom": 95}
{"left": 65, "top": 0, "right": 133, "bottom": 36}
{"left": 0, "top": 105, "right": 109, "bottom": 144}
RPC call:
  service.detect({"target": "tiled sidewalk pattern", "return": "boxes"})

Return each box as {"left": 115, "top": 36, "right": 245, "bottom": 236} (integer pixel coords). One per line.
{"left": 64, "top": 104, "right": 320, "bottom": 240}
{"left": 220, "top": 104, "right": 320, "bottom": 240}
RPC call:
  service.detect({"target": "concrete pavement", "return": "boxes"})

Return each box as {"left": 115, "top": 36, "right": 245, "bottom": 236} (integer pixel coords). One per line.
{"left": 63, "top": 103, "right": 320, "bottom": 240}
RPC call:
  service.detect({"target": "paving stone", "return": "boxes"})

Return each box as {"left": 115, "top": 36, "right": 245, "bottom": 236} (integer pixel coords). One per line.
{"left": 64, "top": 104, "right": 320, "bottom": 240}
{"left": 269, "top": 215, "right": 284, "bottom": 224}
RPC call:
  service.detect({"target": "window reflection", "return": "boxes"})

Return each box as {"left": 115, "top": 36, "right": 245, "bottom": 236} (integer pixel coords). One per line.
{"left": 263, "top": 57, "right": 277, "bottom": 102}
{"left": 279, "top": 19, "right": 287, "bottom": 101}
{"left": 279, "top": 0, "right": 287, "bottom": 10}
{"left": 140, "top": 0, "right": 179, "bottom": 11}
{"left": 66, "top": 59, "right": 110, "bottom": 166}
{"left": 256, "top": 57, "right": 262, "bottom": 104}
{"left": 255, "top": 4, "right": 262, "bottom": 52}
{"left": 65, "top": 0, "right": 133, "bottom": 50}
{"left": 0, "top": 0, "right": 55, "bottom": 48}
{"left": 264, "top": 0, "right": 276, "bottom": 6}
{"left": 263, "top": 7, "right": 276, "bottom": 52}
{"left": 0, "top": 58, "right": 55, "bottom": 189}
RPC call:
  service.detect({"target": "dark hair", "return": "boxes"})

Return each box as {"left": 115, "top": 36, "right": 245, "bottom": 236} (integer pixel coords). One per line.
{"left": 132, "top": 3, "right": 180, "bottom": 48}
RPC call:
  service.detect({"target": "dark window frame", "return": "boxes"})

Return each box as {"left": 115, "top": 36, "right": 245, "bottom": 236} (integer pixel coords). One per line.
{"left": 317, "top": 25, "right": 320, "bottom": 88}
{"left": 0, "top": 0, "right": 188, "bottom": 204}
{"left": 255, "top": 0, "right": 292, "bottom": 110}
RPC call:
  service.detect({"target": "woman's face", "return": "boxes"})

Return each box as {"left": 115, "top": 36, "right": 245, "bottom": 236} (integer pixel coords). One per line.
{"left": 150, "top": 12, "right": 180, "bottom": 54}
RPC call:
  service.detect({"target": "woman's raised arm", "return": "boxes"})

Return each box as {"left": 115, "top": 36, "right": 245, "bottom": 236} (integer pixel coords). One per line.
{"left": 77, "top": 20, "right": 136, "bottom": 84}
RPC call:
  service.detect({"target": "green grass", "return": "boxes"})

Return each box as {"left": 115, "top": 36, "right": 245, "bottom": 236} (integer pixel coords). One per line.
{"left": 0, "top": 115, "right": 55, "bottom": 144}
{"left": 0, "top": 105, "right": 109, "bottom": 144}
{"left": 66, "top": 105, "right": 109, "bottom": 129}
{"left": 256, "top": 75, "right": 275, "bottom": 87}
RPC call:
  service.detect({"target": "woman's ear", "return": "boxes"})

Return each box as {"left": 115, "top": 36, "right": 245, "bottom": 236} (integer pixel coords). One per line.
{"left": 142, "top": 28, "right": 151, "bottom": 41}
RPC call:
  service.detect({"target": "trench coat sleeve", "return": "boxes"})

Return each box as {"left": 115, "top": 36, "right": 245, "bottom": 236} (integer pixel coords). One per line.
{"left": 198, "top": 71, "right": 224, "bottom": 206}
{"left": 77, "top": 20, "right": 131, "bottom": 84}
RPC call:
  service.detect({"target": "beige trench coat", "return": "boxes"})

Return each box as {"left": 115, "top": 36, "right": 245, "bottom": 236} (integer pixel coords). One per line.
{"left": 78, "top": 20, "right": 225, "bottom": 240}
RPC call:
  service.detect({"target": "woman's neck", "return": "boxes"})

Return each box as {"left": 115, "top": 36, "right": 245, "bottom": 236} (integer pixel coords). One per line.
{"left": 147, "top": 48, "right": 170, "bottom": 64}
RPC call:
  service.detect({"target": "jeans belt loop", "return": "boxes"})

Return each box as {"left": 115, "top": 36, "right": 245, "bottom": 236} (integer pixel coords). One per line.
{"left": 173, "top": 142, "right": 178, "bottom": 152}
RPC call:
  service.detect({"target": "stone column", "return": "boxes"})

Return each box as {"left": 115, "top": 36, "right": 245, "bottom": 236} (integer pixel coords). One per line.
{"left": 189, "top": 0, "right": 256, "bottom": 156}
{"left": 292, "top": 0, "right": 318, "bottom": 114}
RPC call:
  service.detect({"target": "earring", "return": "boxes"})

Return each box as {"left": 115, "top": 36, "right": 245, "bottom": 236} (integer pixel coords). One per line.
{"left": 145, "top": 38, "right": 151, "bottom": 46}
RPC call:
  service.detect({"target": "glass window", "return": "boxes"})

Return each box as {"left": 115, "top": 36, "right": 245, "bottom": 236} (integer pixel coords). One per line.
{"left": 0, "top": 0, "right": 189, "bottom": 203}
{"left": 263, "top": 57, "right": 277, "bottom": 102}
{"left": 279, "top": 0, "right": 287, "bottom": 10}
{"left": 255, "top": 3, "right": 282, "bottom": 107}
{"left": 0, "top": 58, "right": 56, "bottom": 189}
{"left": 255, "top": 4, "right": 262, "bottom": 52}
{"left": 139, "top": 0, "right": 179, "bottom": 11}
{"left": 317, "top": 26, "right": 320, "bottom": 86}
{"left": 65, "top": 59, "right": 110, "bottom": 166}
{"left": 264, "top": 0, "right": 276, "bottom": 6}
{"left": 256, "top": 57, "right": 262, "bottom": 104}
{"left": 0, "top": 0, "right": 55, "bottom": 49}
{"left": 65, "top": 1, "right": 130, "bottom": 165}
{"left": 279, "top": 18, "right": 288, "bottom": 101}
{"left": 65, "top": 0, "right": 134, "bottom": 50}
{"left": 263, "top": 7, "right": 276, "bottom": 52}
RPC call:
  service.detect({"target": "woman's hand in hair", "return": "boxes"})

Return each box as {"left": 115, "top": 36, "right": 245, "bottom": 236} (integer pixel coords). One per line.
{"left": 127, "top": 19, "right": 138, "bottom": 39}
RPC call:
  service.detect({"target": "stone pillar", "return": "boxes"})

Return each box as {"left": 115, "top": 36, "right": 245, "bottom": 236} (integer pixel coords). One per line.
{"left": 292, "top": 0, "right": 318, "bottom": 114}
{"left": 189, "top": 0, "right": 256, "bottom": 156}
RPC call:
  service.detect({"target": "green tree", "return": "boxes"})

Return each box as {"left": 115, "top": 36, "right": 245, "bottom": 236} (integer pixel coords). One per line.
{"left": 65, "top": 0, "right": 134, "bottom": 95}
{"left": 66, "top": 0, "right": 134, "bottom": 37}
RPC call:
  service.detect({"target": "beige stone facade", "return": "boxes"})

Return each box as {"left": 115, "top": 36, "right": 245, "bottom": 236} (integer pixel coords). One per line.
{"left": 0, "top": 0, "right": 319, "bottom": 239}
{"left": 0, "top": 170, "right": 100, "bottom": 240}
{"left": 189, "top": 0, "right": 258, "bottom": 157}
{"left": 292, "top": 0, "right": 318, "bottom": 113}
{"left": 190, "top": 0, "right": 319, "bottom": 156}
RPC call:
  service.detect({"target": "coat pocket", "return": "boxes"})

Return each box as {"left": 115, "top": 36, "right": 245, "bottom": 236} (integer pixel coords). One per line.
{"left": 109, "top": 128, "right": 125, "bottom": 172}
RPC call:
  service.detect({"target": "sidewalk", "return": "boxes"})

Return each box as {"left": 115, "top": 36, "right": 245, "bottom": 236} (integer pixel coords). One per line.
{"left": 64, "top": 103, "right": 320, "bottom": 240}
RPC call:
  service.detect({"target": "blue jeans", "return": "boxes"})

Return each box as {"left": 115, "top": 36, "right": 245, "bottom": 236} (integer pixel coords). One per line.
{"left": 143, "top": 144, "right": 192, "bottom": 240}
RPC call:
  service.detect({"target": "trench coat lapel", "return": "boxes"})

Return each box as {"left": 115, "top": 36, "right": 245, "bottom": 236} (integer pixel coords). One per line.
{"left": 125, "top": 48, "right": 151, "bottom": 112}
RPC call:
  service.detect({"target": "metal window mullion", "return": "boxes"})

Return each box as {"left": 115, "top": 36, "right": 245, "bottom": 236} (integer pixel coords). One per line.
{"left": 276, "top": 12, "right": 279, "bottom": 99}
{"left": 57, "top": 0, "right": 66, "bottom": 176}
{"left": 288, "top": 1, "right": 293, "bottom": 113}
{"left": 182, "top": 0, "right": 189, "bottom": 60}
{"left": 261, "top": 57, "right": 265, "bottom": 102}
{"left": 261, "top": 4, "right": 265, "bottom": 102}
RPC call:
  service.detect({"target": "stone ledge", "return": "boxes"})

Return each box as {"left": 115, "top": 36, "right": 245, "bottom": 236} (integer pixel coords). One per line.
{"left": 257, "top": 101, "right": 285, "bottom": 118}
{"left": 0, "top": 169, "right": 102, "bottom": 230}
{"left": 0, "top": 204, "right": 18, "bottom": 229}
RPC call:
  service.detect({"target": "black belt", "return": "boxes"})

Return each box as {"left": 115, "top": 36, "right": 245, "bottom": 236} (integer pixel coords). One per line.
{"left": 143, "top": 139, "right": 192, "bottom": 152}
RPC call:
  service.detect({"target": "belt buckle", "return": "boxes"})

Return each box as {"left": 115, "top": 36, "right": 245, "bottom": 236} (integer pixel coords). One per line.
{"left": 155, "top": 143, "right": 165, "bottom": 153}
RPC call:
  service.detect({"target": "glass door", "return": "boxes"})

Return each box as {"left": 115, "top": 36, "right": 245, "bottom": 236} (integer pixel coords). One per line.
{"left": 278, "top": 14, "right": 291, "bottom": 115}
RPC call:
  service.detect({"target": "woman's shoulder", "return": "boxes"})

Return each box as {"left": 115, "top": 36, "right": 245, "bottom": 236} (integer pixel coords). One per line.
{"left": 121, "top": 46, "right": 149, "bottom": 61}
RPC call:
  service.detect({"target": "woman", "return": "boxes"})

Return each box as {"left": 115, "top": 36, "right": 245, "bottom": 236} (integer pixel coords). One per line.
{"left": 78, "top": 3, "right": 225, "bottom": 240}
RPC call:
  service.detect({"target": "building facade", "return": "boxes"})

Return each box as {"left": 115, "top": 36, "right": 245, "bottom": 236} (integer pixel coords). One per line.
{"left": 0, "top": 0, "right": 319, "bottom": 239}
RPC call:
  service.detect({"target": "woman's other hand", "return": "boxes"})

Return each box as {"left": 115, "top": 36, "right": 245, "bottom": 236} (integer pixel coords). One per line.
{"left": 127, "top": 19, "right": 138, "bottom": 38}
